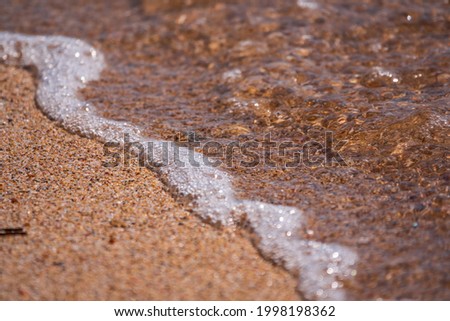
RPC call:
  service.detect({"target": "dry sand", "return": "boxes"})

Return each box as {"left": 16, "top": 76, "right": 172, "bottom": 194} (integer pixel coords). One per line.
{"left": 0, "top": 65, "right": 298, "bottom": 300}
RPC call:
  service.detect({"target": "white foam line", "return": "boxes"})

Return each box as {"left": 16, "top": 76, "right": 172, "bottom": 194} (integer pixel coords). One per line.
{"left": 0, "top": 32, "right": 357, "bottom": 300}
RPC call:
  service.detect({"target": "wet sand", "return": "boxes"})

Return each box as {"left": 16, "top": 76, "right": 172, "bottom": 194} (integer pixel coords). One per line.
{"left": 0, "top": 65, "right": 298, "bottom": 300}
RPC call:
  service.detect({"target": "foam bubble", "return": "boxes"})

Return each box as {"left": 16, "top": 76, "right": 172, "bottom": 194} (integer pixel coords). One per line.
{"left": 0, "top": 32, "right": 357, "bottom": 299}
{"left": 297, "top": 0, "right": 320, "bottom": 10}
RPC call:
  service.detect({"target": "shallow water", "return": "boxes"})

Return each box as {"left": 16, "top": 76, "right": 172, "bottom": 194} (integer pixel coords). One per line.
{"left": 1, "top": 0, "right": 449, "bottom": 299}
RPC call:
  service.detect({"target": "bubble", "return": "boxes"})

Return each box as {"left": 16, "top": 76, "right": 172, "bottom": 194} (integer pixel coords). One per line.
{"left": 297, "top": 0, "right": 319, "bottom": 10}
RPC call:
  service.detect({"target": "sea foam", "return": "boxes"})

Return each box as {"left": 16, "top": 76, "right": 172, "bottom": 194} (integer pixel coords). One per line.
{"left": 0, "top": 32, "right": 357, "bottom": 300}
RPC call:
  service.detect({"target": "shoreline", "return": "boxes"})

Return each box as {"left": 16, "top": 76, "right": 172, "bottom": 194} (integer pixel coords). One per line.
{"left": 1, "top": 0, "right": 448, "bottom": 300}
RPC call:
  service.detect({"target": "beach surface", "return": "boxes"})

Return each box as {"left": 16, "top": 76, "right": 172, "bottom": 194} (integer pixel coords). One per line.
{"left": 0, "top": 0, "right": 449, "bottom": 300}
